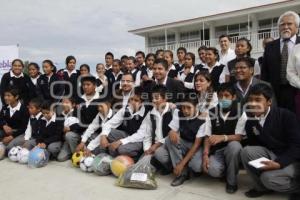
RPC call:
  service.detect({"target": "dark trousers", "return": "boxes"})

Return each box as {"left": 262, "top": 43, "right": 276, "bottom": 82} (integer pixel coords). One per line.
{"left": 275, "top": 84, "right": 296, "bottom": 113}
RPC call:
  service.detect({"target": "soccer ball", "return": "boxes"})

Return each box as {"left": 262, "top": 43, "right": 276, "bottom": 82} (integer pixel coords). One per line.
{"left": 110, "top": 155, "right": 134, "bottom": 177}
{"left": 80, "top": 156, "right": 95, "bottom": 172}
{"left": 8, "top": 146, "right": 22, "bottom": 162}
{"left": 71, "top": 151, "right": 84, "bottom": 167}
{"left": 17, "top": 148, "right": 30, "bottom": 164}
{"left": 0, "top": 143, "right": 6, "bottom": 160}
{"left": 28, "top": 147, "right": 50, "bottom": 168}
{"left": 92, "top": 153, "right": 113, "bottom": 176}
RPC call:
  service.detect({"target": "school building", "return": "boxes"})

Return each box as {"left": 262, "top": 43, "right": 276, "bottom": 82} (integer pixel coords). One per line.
{"left": 129, "top": 0, "right": 300, "bottom": 59}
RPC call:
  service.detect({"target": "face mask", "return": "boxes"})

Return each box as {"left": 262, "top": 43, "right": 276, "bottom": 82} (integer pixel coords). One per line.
{"left": 219, "top": 99, "right": 233, "bottom": 109}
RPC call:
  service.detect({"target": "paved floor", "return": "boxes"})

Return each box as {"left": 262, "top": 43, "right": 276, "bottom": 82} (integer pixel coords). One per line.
{"left": 0, "top": 159, "right": 288, "bottom": 200}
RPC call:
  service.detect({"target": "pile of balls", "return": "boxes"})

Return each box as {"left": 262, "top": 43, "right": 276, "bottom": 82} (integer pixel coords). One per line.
{"left": 7, "top": 145, "right": 49, "bottom": 168}
{"left": 71, "top": 152, "right": 134, "bottom": 177}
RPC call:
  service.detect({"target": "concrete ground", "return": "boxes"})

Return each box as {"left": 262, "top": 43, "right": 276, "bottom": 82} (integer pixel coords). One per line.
{"left": 0, "top": 159, "right": 288, "bottom": 200}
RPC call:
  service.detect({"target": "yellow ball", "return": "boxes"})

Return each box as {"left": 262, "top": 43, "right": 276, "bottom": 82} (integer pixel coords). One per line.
{"left": 71, "top": 151, "right": 84, "bottom": 167}
{"left": 110, "top": 155, "right": 134, "bottom": 177}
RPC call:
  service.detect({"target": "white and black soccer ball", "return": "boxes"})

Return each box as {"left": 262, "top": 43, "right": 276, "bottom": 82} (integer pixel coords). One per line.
{"left": 79, "top": 156, "right": 95, "bottom": 172}
{"left": 8, "top": 146, "right": 22, "bottom": 162}
{"left": 17, "top": 148, "right": 30, "bottom": 164}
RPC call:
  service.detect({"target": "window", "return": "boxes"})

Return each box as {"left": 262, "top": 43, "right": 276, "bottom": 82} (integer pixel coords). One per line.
{"left": 259, "top": 19, "right": 272, "bottom": 30}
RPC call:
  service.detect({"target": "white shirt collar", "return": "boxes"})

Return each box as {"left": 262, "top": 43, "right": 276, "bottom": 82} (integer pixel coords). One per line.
{"left": 203, "top": 61, "right": 221, "bottom": 72}
{"left": 156, "top": 76, "right": 168, "bottom": 85}
{"left": 42, "top": 113, "right": 56, "bottom": 126}
{"left": 81, "top": 92, "right": 100, "bottom": 106}
{"left": 31, "top": 75, "right": 40, "bottom": 85}
{"left": 150, "top": 102, "right": 170, "bottom": 116}
{"left": 127, "top": 104, "right": 146, "bottom": 117}
{"left": 169, "top": 64, "right": 176, "bottom": 70}
{"left": 180, "top": 65, "right": 195, "bottom": 74}
{"left": 31, "top": 112, "right": 42, "bottom": 119}
{"left": 64, "top": 69, "right": 77, "bottom": 76}
{"left": 62, "top": 109, "right": 74, "bottom": 118}
{"left": 10, "top": 71, "right": 24, "bottom": 78}
{"left": 105, "top": 65, "right": 112, "bottom": 70}
{"left": 281, "top": 34, "right": 297, "bottom": 44}
{"left": 99, "top": 109, "right": 113, "bottom": 121}
{"left": 8, "top": 101, "right": 22, "bottom": 115}
{"left": 236, "top": 77, "right": 254, "bottom": 97}
{"left": 255, "top": 106, "right": 271, "bottom": 127}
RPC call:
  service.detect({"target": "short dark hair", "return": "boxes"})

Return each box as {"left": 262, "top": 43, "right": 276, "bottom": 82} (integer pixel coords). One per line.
{"left": 80, "top": 64, "right": 90, "bottom": 72}
{"left": 155, "top": 49, "right": 164, "bottom": 56}
{"left": 127, "top": 56, "right": 136, "bottom": 63}
{"left": 113, "top": 59, "right": 122, "bottom": 66}
{"left": 151, "top": 84, "right": 168, "bottom": 100}
{"left": 41, "top": 100, "right": 53, "bottom": 111}
{"left": 122, "top": 72, "right": 134, "bottom": 80}
{"left": 177, "top": 47, "right": 187, "bottom": 54}
{"left": 235, "top": 57, "right": 255, "bottom": 68}
{"left": 42, "top": 59, "right": 56, "bottom": 73}
{"left": 29, "top": 98, "right": 42, "bottom": 109}
{"left": 185, "top": 52, "right": 196, "bottom": 65}
{"left": 105, "top": 52, "right": 114, "bottom": 59}
{"left": 218, "top": 83, "right": 236, "bottom": 96}
{"left": 135, "top": 51, "right": 145, "bottom": 58}
{"left": 145, "top": 53, "right": 156, "bottom": 61}
{"left": 132, "top": 86, "right": 144, "bottom": 101}
{"left": 28, "top": 62, "right": 40, "bottom": 71}
{"left": 154, "top": 58, "right": 168, "bottom": 70}
{"left": 237, "top": 37, "right": 252, "bottom": 57}
{"left": 121, "top": 55, "right": 128, "bottom": 60}
{"left": 182, "top": 93, "right": 198, "bottom": 106}
{"left": 206, "top": 47, "right": 220, "bottom": 61}
{"left": 4, "top": 86, "right": 19, "bottom": 98}
{"left": 248, "top": 83, "right": 273, "bottom": 101}
{"left": 81, "top": 75, "right": 96, "bottom": 85}
{"left": 12, "top": 59, "right": 24, "bottom": 68}
{"left": 198, "top": 46, "right": 207, "bottom": 52}
{"left": 65, "top": 55, "right": 76, "bottom": 65}
{"left": 219, "top": 34, "right": 230, "bottom": 41}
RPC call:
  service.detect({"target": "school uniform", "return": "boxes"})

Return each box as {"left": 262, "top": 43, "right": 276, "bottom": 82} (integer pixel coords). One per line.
{"left": 219, "top": 48, "right": 236, "bottom": 66}
{"left": 199, "top": 62, "right": 225, "bottom": 91}
{"left": 106, "top": 71, "right": 122, "bottom": 97}
{"left": 8, "top": 112, "right": 43, "bottom": 150}
{"left": 0, "top": 101, "right": 29, "bottom": 150}
{"left": 61, "top": 69, "right": 80, "bottom": 103}
{"left": 234, "top": 77, "right": 275, "bottom": 107}
{"left": 35, "top": 113, "right": 64, "bottom": 158}
{"left": 174, "top": 63, "right": 184, "bottom": 72}
{"left": 141, "top": 66, "right": 154, "bottom": 80}
{"left": 225, "top": 57, "right": 261, "bottom": 83}
{"left": 104, "top": 66, "right": 112, "bottom": 77}
{"left": 156, "top": 77, "right": 185, "bottom": 103}
{"left": 36, "top": 73, "right": 65, "bottom": 103}
{"left": 85, "top": 109, "right": 114, "bottom": 154}
{"left": 0, "top": 71, "right": 34, "bottom": 105}
{"left": 99, "top": 104, "right": 148, "bottom": 158}
{"left": 29, "top": 75, "right": 40, "bottom": 99}
{"left": 203, "top": 105, "right": 242, "bottom": 186}
{"left": 167, "top": 64, "right": 178, "bottom": 79}
{"left": 131, "top": 68, "right": 142, "bottom": 86}
{"left": 165, "top": 109, "right": 205, "bottom": 176}
{"left": 236, "top": 107, "right": 300, "bottom": 193}
{"left": 197, "top": 92, "right": 219, "bottom": 114}
{"left": 76, "top": 92, "right": 102, "bottom": 133}
{"left": 177, "top": 66, "right": 197, "bottom": 90}
{"left": 112, "top": 89, "right": 132, "bottom": 111}
{"left": 57, "top": 109, "right": 81, "bottom": 161}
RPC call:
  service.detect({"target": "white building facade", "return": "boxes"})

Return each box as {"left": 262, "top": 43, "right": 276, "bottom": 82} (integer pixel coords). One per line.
{"left": 129, "top": 0, "right": 300, "bottom": 59}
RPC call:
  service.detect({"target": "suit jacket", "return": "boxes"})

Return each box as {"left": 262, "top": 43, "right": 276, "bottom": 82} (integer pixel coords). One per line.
{"left": 262, "top": 36, "right": 300, "bottom": 92}
{"left": 165, "top": 77, "right": 185, "bottom": 103}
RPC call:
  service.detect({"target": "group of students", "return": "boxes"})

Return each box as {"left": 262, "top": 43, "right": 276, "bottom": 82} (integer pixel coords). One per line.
{"left": 0, "top": 35, "right": 300, "bottom": 199}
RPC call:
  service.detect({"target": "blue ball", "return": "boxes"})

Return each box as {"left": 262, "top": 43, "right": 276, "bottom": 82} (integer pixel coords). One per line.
{"left": 28, "top": 147, "right": 50, "bottom": 168}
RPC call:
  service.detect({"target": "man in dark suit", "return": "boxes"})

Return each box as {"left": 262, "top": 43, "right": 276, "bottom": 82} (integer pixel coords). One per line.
{"left": 262, "top": 11, "right": 300, "bottom": 113}
{"left": 153, "top": 59, "right": 185, "bottom": 103}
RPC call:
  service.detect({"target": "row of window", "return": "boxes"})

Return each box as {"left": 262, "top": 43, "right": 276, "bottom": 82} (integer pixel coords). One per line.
{"left": 148, "top": 14, "right": 299, "bottom": 46}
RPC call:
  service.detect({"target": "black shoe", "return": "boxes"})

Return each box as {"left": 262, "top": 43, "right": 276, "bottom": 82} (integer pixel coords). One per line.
{"left": 170, "top": 175, "right": 188, "bottom": 187}
{"left": 289, "top": 193, "right": 300, "bottom": 200}
{"left": 245, "top": 189, "right": 272, "bottom": 198}
{"left": 226, "top": 183, "right": 238, "bottom": 194}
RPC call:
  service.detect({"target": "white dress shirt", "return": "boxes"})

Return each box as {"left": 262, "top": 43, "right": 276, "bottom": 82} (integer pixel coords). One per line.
{"left": 202, "top": 61, "right": 226, "bottom": 84}
{"left": 177, "top": 66, "right": 196, "bottom": 89}
{"left": 24, "top": 112, "right": 42, "bottom": 140}
{"left": 219, "top": 48, "right": 236, "bottom": 66}
{"left": 8, "top": 101, "right": 22, "bottom": 117}
{"left": 287, "top": 43, "right": 300, "bottom": 89}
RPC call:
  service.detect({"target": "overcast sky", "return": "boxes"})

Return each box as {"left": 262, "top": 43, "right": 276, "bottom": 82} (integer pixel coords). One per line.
{"left": 0, "top": 0, "right": 285, "bottom": 68}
